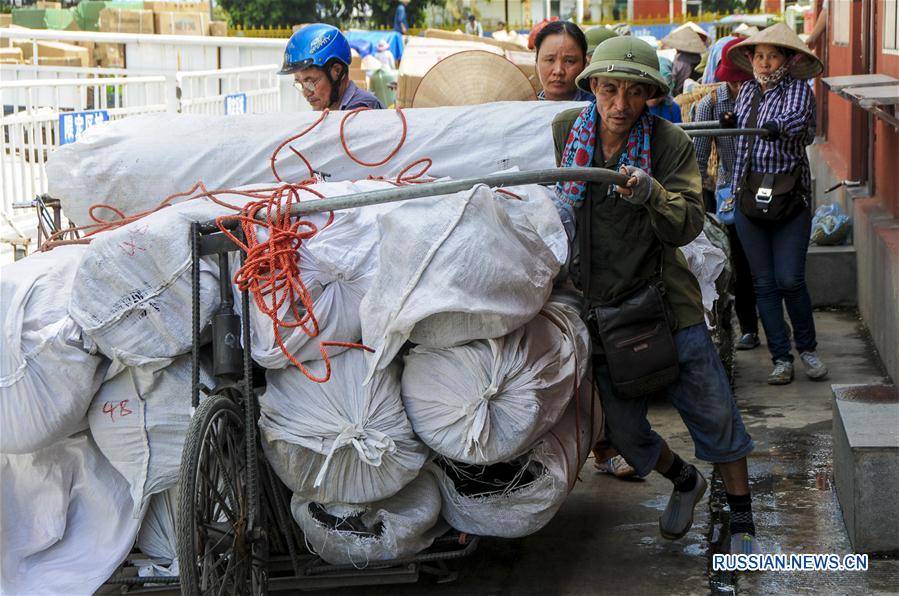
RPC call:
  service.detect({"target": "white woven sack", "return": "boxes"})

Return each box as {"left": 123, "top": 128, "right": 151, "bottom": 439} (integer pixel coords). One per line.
{"left": 88, "top": 355, "right": 206, "bottom": 514}
{"left": 135, "top": 488, "right": 179, "bottom": 578}
{"left": 401, "top": 298, "right": 589, "bottom": 465}
{"left": 679, "top": 230, "right": 727, "bottom": 326}
{"left": 0, "top": 246, "right": 107, "bottom": 454}
{"left": 497, "top": 183, "right": 569, "bottom": 267}
{"left": 46, "top": 102, "right": 583, "bottom": 226}
{"left": 360, "top": 185, "right": 560, "bottom": 378}
{"left": 0, "top": 433, "right": 143, "bottom": 595}
{"left": 66, "top": 188, "right": 277, "bottom": 365}
{"left": 259, "top": 349, "right": 429, "bottom": 504}
{"left": 236, "top": 179, "right": 395, "bottom": 368}
{"left": 290, "top": 471, "right": 443, "bottom": 566}
{"left": 429, "top": 368, "right": 601, "bottom": 538}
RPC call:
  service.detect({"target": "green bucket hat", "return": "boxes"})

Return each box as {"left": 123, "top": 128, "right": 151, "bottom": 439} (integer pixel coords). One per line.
{"left": 585, "top": 26, "right": 618, "bottom": 55}
{"left": 576, "top": 36, "right": 669, "bottom": 97}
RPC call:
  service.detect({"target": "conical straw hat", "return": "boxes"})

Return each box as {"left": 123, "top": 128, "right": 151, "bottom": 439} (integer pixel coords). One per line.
{"left": 412, "top": 50, "right": 536, "bottom": 108}
{"left": 661, "top": 27, "right": 707, "bottom": 55}
{"left": 728, "top": 22, "right": 823, "bottom": 80}
{"left": 733, "top": 23, "right": 759, "bottom": 38}
{"left": 672, "top": 21, "right": 711, "bottom": 44}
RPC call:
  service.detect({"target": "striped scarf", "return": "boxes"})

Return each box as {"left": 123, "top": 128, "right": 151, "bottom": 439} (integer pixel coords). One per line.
{"left": 556, "top": 101, "right": 653, "bottom": 207}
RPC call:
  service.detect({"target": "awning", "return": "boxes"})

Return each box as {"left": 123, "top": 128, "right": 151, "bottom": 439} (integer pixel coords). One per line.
{"left": 823, "top": 74, "right": 899, "bottom": 130}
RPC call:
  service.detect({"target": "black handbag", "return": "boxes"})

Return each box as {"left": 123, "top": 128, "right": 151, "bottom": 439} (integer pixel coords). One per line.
{"left": 590, "top": 279, "right": 680, "bottom": 398}
{"left": 736, "top": 90, "right": 807, "bottom": 224}
{"left": 575, "top": 196, "right": 680, "bottom": 398}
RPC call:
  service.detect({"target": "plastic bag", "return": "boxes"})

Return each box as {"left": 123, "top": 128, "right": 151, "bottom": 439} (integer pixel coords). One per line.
{"left": 810, "top": 203, "right": 851, "bottom": 245}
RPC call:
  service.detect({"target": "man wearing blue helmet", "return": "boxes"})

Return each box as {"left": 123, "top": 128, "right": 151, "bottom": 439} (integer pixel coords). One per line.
{"left": 281, "top": 24, "right": 383, "bottom": 111}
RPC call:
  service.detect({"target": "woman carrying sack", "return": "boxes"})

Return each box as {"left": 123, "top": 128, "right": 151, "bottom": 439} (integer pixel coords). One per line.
{"left": 693, "top": 37, "right": 760, "bottom": 352}
{"left": 727, "top": 23, "right": 827, "bottom": 385}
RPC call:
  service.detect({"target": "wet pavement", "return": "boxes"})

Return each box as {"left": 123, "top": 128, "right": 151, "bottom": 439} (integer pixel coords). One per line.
{"left": 340, "top": 310, "right": 899, "bottom": 595}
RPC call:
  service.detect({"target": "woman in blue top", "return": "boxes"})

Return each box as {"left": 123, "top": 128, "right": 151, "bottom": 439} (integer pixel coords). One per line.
{"left": 534, "top": 21, "right": 593, "bottom": 102}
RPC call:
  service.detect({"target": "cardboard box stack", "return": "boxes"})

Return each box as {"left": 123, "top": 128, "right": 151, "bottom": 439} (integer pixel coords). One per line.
{"left": 0, "top": 14, "right": 12, "bottom": 28}
{"left": 154, "top": 11, "right": 208, "bottom": 35}
{"left": 13, "top": 39, "right": 91, "bottom": 66}
{"left": 349, "top": 50, "right": 367, "bottom": 90}
{"left": 99, "top": 8, "right": 154, "bottom": 33}
{"left": 208, "top": 20, "right": 227, "bottom": 36}
{"left": 73, "top": 1, "right": 144, "bottom": 32}
{"left": 0, "top": 47, "right": 25, "bottom": 64}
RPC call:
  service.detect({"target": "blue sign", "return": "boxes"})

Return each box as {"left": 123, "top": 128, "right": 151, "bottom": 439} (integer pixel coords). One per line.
{"left": 58, "top": 110, "right": 109, "bottom": 145}
{"left": 224, "top": 93, "right": 248, "bottom": 115}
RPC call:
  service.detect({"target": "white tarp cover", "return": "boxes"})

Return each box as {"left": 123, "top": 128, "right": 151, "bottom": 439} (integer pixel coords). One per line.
{"left": 135, "top": 488, "right": 179, "bottom": 578}
{"left": 400, "top": 298, "right": 589, "bottom": 465}
{"left": 359, "top": 185, "right": 561, "bottom": 377}
{"left": 429, "top": 369, "right": 601, "bottom": 538}
{"left": 88, "top": 355, "right": 204, "bottom": 514}
{"left": 236, "top": 179, "right": 396, "bottom": 368}
{"left": 259, "top": 349, "right": 429, "bottom": 504}
{"left": 679, "top": 230, "right": 728, "bottom": 326}
{"left": 0, "top": 246, "right": 107, "bottom": 454}
{"left": 290, "top": 471, "right": 443, "bottom": 566}
{"left": 46, "top": 101, "right": 583, "bottom": 227}
{"left": 0, "top": 433, "right": 142, "bottom": 595}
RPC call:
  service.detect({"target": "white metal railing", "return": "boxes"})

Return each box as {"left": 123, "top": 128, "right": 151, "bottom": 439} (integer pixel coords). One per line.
{"left": 176, "top": 64, "right": 281, "bottom": 115}
{"left": 1, "top": 76, "right": 168, "bottom": 218}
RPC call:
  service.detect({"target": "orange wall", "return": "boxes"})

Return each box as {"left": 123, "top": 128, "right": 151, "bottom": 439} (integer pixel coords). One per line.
{"left": 820, "top": 0, "right": 867, "bottom": 181}
{"left": 631, "top": 0, "right": 681, "bottom": 20}
{"left": 873, "top": 2, "right": 899, "bottom": 217}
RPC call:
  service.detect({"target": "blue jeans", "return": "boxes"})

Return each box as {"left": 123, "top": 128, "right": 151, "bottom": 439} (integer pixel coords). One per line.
{"left": 594, "top": 324, "right": 754, "bottom": 477}
{"left": 734, "top": 206, "right": 817, "bottom": 363}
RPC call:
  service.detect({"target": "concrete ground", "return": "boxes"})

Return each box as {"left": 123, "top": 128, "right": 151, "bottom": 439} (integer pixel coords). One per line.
{"left": 342, "top": 310, "right": 899, "bottom": 596}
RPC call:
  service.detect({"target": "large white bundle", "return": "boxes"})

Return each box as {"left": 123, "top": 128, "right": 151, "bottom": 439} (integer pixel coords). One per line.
{"left": 46, "top": 101, "right": 582, "bottom": 226}
{"left": 88, "top": 355, "right": 204, "bottom": 514}
{"left": 429, "top": 371, "right": 600, "bottom": 538}
{"left": 360, "top": 185, "right": 561, "bottom": 377}
{"left": 135, "top": 488, "right": 179, "bottom": 577}
{"left": 0, "top": 246, "right": 107, "bottom": 454}
{"left": 401, "top": 297, "right": 589, "bottom": 465}
{"left": 290, "top": 472, "right": 443, "bottom": 566}
{"left": 0, "top": 433, "right": 142, "bottom": 595}
{"left": 259, "top": 349, "right": 429, "bottom": 504}
{"left": 238, "top": 179, "right": 396, "bottom": 368}
{"left": 679, "top": 230, "right": 728, "bottom": 325}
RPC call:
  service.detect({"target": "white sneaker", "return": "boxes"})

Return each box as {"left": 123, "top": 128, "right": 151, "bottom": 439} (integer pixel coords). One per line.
{"left": 767, "top": 359, "right": 794, "bottom": 385}
{"left": 799, "top": 351, "right": 828, "bottom": 380}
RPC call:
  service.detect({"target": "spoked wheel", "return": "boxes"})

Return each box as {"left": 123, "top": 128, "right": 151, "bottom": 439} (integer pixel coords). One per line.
{"left": 177, "top": 395, "right": 268, "bottom": 595}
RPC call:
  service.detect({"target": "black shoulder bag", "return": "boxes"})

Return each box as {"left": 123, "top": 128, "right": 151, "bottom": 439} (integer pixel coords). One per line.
{"left": 578, "top": 192, "right": 680, "bottom": 399}
{"left": 736, "top": 89, "right": 807, "bottom": 224}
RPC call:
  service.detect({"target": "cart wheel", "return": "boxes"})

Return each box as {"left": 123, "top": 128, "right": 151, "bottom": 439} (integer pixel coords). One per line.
{"left": 176, "top": 395, "right": 268, "bottom": 595}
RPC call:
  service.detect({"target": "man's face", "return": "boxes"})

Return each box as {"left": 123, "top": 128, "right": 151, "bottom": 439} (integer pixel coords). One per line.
{"left": 590, "top": 77, "right": 653, "bottom": 136}
{"left": 294, "top": 65, "right": 336, "bottom": 111}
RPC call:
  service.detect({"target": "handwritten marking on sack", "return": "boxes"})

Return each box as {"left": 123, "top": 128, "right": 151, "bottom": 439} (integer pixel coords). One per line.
{"left": 102, "top": 400, "right": 134, "bottom": 423}
{"left": 119, "top": 225, "right": 149, "bottom": 256}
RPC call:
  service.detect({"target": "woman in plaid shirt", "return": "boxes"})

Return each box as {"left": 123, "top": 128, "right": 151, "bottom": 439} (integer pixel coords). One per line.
{"left": 693, "top": 37, "right": 760, "bottom": 354}
{"left": 726, "top": 24, "right": 827, "bottom": 385}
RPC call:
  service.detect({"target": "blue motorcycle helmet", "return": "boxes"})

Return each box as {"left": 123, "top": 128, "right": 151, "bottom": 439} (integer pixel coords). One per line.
{"left": 280, "top": 23, "right": 351, "bottom": 75}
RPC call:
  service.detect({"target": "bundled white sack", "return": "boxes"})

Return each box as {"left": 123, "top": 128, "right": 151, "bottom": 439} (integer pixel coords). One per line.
{"left": 679, "top": 230, "right": 727, "bottom": 326}
{"left": 88, "top": 354, "right": 206, "bottom": 514}
{"left": 290, "top": 471, "right": 444, "bottom": 566}
{"left": 360, "top": 185, "right": 561, "bottom": 377}
{"left": 135, "top": 488, "right": 179, "bottom": 578}
{"left": 236, "top": 179, "right": 396, "bottom": 368}
{"left": 429, "top": 371, "right": 601, "bottom": 538}
{"left": 401, "top": 296, "right": 589, "bottom": 465}
{"left": 0, "top": 433, "right": 142, "bottom": 595}
{"left": 496, "top": 183, "right": 569, "bottom": 267}
{"left": 46, "top": 101, "right": 583, "bottom": 226}
{"left": 67, "top": 198, "right": 232, "bottom": 364}
{"left": 0, "top": 246, "right": 108, "bottom": 454}
{"left": 259, "top": 349, "right": 429, "bottom": 504}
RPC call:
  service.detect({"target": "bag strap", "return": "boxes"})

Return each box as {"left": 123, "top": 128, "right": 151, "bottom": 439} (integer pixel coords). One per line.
{"left": 739, "top": 88, "right": 761, "bottom": 189}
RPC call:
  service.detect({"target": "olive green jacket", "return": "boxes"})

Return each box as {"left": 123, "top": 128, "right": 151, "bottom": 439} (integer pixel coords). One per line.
{"left": 552, "top": 108, "right": 706, "bottom": 331}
